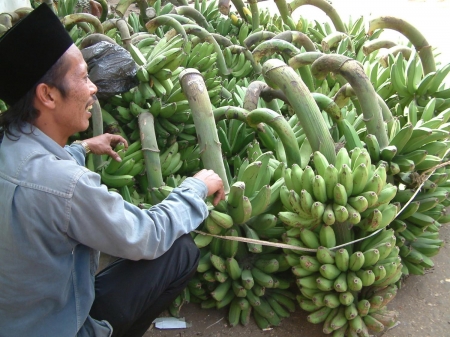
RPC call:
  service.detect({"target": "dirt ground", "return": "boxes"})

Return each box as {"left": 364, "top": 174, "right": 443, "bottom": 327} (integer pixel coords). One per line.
{"left": 99, "top": 0, "right": 450, "bottom": 336}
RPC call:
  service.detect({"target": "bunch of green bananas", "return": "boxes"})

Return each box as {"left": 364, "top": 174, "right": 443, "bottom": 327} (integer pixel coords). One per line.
{"left": 279, "top": 148, "right": 398, "bottom": 232}
{"left": 292, "top": 227, "right": 403, "bottom": 336}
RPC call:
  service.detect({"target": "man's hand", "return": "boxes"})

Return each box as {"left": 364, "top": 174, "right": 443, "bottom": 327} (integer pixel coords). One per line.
{"left": 84, "top": 133, "right": 128, "bottom": 162}
{"left": 193, "top": 169, "right": 226, "bottom": 206}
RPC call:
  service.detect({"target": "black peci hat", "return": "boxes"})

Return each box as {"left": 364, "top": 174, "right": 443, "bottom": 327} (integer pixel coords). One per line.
{"left": 0, "top": 4, "right": 74, "bottom": 106}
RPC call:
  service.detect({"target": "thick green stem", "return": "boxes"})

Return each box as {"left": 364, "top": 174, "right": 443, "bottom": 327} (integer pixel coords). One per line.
{"left": 362, "top": 38, "right": 397, "bottom": 56}
{"left": 79, "top": 33, "right": 117, "bottom": 49}
{"left": 367, "top": 16, "right": 436, "bottom": 74}
{"left": 288, "top": 51, "right": 323, "bottom": 69}
{"left": 96, "top": 0, "right": 108, "bottom": 22}
{"left": 311, "top": 93, "right": 342, "bottom": 122}
{"left": 274, "top": 31, "right": 316, "bottom": 52}
{"left": 173, "top": 6, "right": 214, "bottom": 32}
{"left": 230, "top": 0, "right": 247, "bottom": 21}
{"left": 180, "top": 69, "right": 230, "bottom": 193}
{"left": 138, "top": 112, "right": 164, "bottom": 205}
{"left": 263, "top": 59, "right": 336, "bottom": 164}
{"left": 182, "top": 24, "right": 230, "bottom": 76}
{"left": 321, "top": 32, "right": 352, "bottom": 53}
{"left": 243, "top": 31, "right": 276, "bottom": 49}
{"left": 211, "top": 33, "right": 233, "bottom": 48}
{"left": 115, "top": 0, "right": 134, "bottom": 17}
{"left": 274, "top": 0, "right": 296, "bottom": 30}
{"left": 61, "top": 13, "right": 104, "bottom": 34}
{"left": 252, "top": 39, "right": 301, "bottom": 64}
{"left": 116, "top": 18, "right": 132, "bottom": 49}
{"left": 145, "top": 15, "right": 188, "bottom": 43}
{"left": 311, "top": 54, "right": 389, "bottom": 149}
{"left": 242, "top": 81, "right": 287, "bottom": 112}
{"left": 288, "top": 0, "right": 347, "bottom": 33}
{"left": 378, "top": 45, "right": 412, "bottom": 68}
{"left": 248, "top": 0, "right": 260, "bottom": 30}
{"left": 247, "top": 108, "right": 301, "bottom": 167}
{"left": 334, "top": 221, "right": 353, "bottom": 253}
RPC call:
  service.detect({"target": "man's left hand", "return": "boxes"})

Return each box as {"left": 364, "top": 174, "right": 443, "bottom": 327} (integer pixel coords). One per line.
{"left": 84, "top": 133, "right": 129, "bottom": 162}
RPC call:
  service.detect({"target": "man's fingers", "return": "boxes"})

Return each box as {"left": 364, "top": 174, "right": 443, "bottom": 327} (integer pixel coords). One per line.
{"left": 212, "top": 187, "right": 226, "bottom": 206}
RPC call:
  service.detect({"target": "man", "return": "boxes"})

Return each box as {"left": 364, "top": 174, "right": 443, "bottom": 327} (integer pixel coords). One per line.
{"left": 0, "top": 4, "right": 225, "bottom": 337}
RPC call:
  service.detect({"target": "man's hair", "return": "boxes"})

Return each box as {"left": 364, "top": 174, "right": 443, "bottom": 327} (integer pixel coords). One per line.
{"left": 0, "top": 53, "right": 70, "bottom": 140}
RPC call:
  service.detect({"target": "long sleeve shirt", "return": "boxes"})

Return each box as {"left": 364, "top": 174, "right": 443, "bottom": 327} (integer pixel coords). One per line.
{"left": 0, "top": 124, "right": 208, "bottom": 337}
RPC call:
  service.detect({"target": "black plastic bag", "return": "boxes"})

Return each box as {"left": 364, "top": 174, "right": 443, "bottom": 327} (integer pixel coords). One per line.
{"left": 81, "top": 41, "right": 138, "bottom": 100}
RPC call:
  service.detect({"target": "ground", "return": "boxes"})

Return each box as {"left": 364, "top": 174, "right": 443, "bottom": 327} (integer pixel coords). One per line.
{"left": 99, "top": 0, "right": 450, "bottom": 335}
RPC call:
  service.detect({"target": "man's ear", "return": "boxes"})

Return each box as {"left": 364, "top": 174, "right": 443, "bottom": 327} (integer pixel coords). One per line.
{"left": 35, "top": 83, "right": 58, "bottom": 109}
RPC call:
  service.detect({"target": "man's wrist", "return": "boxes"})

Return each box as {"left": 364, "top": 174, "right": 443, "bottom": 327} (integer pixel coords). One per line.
{"left": 72, "top": 140, "right": 91, "bottom": 154}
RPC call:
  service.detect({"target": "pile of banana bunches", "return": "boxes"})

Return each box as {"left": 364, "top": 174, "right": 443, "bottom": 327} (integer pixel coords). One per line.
{"left": 4, "top": 0, "right": 450, "bottom": 335}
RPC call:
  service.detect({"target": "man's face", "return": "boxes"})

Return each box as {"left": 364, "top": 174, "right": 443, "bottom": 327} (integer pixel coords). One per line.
{"left": 54, "top": 44, "right": 97, "bottom": 138}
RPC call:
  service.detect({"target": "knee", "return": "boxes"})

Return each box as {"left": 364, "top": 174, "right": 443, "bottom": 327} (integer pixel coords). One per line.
{"left": 171, "top": 234, "right": 200, "bottom": 272}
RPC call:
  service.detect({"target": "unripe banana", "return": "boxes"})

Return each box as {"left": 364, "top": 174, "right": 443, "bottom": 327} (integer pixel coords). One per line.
{"left": 319, "top": 225, "right": 336, "bottom": 248}
{"left": 333, "top": 272, "right": 348, "bottom": 293}
{"left": 322, "top": 204, "right": 336, "bottom": 226}
{"left": 339, "top": 291, "right": 354, "bottom": 306}
{"left": 352, "top": 163, "right": 369, "bottom": 196}
{"left": 316, "top": 246, "right": 336, "bottom": 264}
{"left": 347, "top": 271, "right": 363, "bottom": 291}
{"left": 335, "top": 248, "right": 350, "bottom": 272}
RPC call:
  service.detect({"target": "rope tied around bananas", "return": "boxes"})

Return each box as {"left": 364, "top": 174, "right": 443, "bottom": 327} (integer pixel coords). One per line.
{"left": 195, "top": 158, "right": 450, "bottom": 252}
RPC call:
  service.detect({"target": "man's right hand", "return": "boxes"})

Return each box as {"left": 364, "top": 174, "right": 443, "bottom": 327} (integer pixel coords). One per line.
{"left": 193, "top": 169, "right": 226, "bottom": 206}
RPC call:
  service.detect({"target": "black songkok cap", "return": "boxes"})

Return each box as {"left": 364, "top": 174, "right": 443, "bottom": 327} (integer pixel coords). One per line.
{"left": 0, "top": 4, "right": 74, "bottom": 106}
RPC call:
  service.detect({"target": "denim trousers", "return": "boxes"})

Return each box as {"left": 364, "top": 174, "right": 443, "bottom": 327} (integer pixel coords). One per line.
{"left": 89, "top": 234, "right": 200, "bottom": 337}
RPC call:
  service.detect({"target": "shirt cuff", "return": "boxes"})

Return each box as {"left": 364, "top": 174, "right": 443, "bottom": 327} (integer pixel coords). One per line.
{"left": 179, "top": 177, "right": 208, "bottom": 200}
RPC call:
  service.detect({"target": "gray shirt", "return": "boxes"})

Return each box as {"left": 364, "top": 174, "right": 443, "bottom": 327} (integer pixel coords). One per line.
{"left": 0, "top": 124, "right": 208, "bottom": 337}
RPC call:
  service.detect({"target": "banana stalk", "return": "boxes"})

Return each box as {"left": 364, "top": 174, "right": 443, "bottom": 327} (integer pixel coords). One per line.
{"left": 321, "top": 32, "right": 352, "bottom": 53}
{"left": 115, "top": 0, "right": 134, "bottom": 17}
{"left": 95, "top": 0, "right": 108, "bottom": 23}
{"left": 274, "top": 0, "right": 296, "bottom": 30}
{"left": 274, "top": 31, "right": 316, "bottom": 52}
{"left": 61, "top": 13, "right": 104, "bottom": 34}
{"left": 247, "top": 0, "right": 259, "bottom": 31}
{"left": 362, "top": 38, "right": 397, "bottom": 57}
{"left": 242, "top": 81, "right": 288, "bottom": 112}
{"left": 230, "top": 0, "right": 247, "bottom": 23}
{"left": 288, "top": 51, "right": 323, "bottom": 69}
{"left": 333, "top": 83, "right": 393, "bottom": 125}
{"left": 138, "top": 112, "right": 164, "bottom": 204}
{"left": 247, "top": 108, "right": 301, "bottom": 167}
{"left": 311, "top": 54, "right": 389, "bottom": 149}
{"left": 288, "top": 0, "right": 347, "bottom": 33}
{"left": 79, "top": 33, "right": 117, "bottom": 49}
{"left": 180, "top": 69, "right": 230, "bottom": 193}
{"left": 378, "top": 45, "right": 412, "bottom": 68}
{"left": 116, "top": 18, "right": 132, "bottom": 50}
{"left": 367, "top": 16, "right": 436, "bottom": 74}
{"left": 252, "top": 39, "right": 301, "bottom": 64}
{"left": 263, "top": 59, "right": 336, "bottom": 164}
{"left": 145, "top": 15, "right": 188, "bottom": 45}
{"left": 311, "top": 93, "right": 342, "bottom": 122}
{"left": 244, "top": 31, "right": 276, "bottom": 49}
{"left": 211, "top": 33, "right": 233, "bottom": 48}
{"left": 173, "top": 6, "right": 214, "bottom": 32}
{"left": 182, "top": 24, "right": 230, "bottom": 76}
{"left": 91, "top": 100, "right": 104, "bottom": 171}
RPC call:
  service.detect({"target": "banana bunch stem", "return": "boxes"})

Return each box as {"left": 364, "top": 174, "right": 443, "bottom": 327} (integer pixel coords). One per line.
{"left": 79, "top": 33, "right": 117, "bottom": 49}
{"left": 311, "top": 54, "right": 389, "bottom": 149}
{"left": 274, "top": 0, "right": 296, "bottom": 30}
{"left": 61, "top": 13, "right": 104, "bottom": 34}
{"left": 243, "top": 31, "right": 276, "bottom": 49}
{"left": 367, "top": 16, "right": 436, "bottom": 75}
{"left": 182, "top": 24, "right": 230, "bottom": 76}
{"left": 333, "top": 83, "right": 393, "bottom": 127}
{"left": 243, "top": 81, "right": 288, "bottom": 112}
{"left": 263, "top": 58, "right": 336, "bottom": 165}
{"left": 138, "top": 112, "right": 164, "bottom": 204}
{"left": 288, "top": 51, "right": 323, "bottom": 68}
{"left": 116, "top": 19, "right": 132, "bottom": 49}
{"left": 333, "top": 221, "right": 353, "bottom": 254}
{"left": 211, "top": 33, "right": 233, "bottom": 48}
{"left": 95, "top": 0, "right": 108, "bottom": 23}
{"left": 246, "top": 108, "right": 301, "bottom": 167}
{"left": 321, "top": 32, "right": 352, "bottom": 53}
{"left": 173, "top": 6, "right": 214, "bottom": 32}
{"left": 311, "top": 93, "right": 342, "bottom": 122}
{"left": 362, "top": 38, "right": 397, "bottom": 57}
{"left": 288, "top": 0, "right": 347, "bottom": 33}
{"left": 252, "top": 39, "right": 301, "bottom": 65}
{"left": 145, "top": 15, "right": 188, "bottom": 44}
{"left": 230, "top": 0, "right": 247, "bottom": 22}
{"left": 91, "top": 100, "right": 105, "bottom": 171}
{"left": 218, "top": 0, "right": 232, "bottom": 15}
{"left": 247, "top": 0, "right": 260, "bottom": 30}
{"left": 180, "top": 69, "right": 230, "bottom": 193}
{"left": 274, "top": 31, "right": 316, "bottom": 52}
